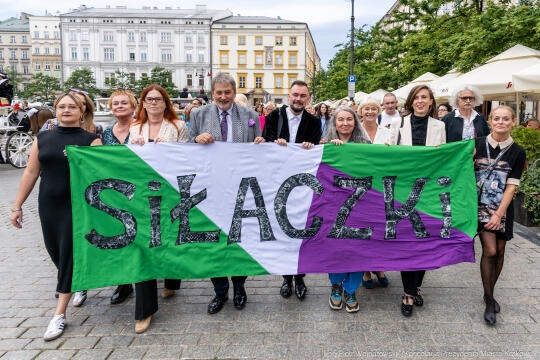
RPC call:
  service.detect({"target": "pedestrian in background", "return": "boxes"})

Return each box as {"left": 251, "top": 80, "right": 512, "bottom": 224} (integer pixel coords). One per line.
{"left": 442, "top": 85, "right": 489, "bottom": 142}
{"left": 437, "top": 103, "right": 452, "bottom": 120}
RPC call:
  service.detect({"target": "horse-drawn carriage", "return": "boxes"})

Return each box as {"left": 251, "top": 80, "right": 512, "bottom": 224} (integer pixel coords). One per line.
{"left": 0, "top": 106, "right": 53, "bottom": 168}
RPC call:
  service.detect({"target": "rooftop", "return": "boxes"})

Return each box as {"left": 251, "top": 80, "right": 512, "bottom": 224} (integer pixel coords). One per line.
{"left": 0, "top": 17, "right": 30, "bottom": 32}
{"left": 61, "top": 6, "right": 231, "bottom": 19}
{"left": 215, "top": 15, "right": 304, "bottom": 25}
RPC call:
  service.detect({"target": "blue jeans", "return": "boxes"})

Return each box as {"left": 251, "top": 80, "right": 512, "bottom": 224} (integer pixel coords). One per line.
{"left": 329, "top": 272, "right": 364, "bottom": 294}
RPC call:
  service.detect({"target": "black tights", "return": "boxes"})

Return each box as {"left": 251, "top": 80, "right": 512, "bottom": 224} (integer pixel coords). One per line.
{"left": 479, "top": 231, "right": 506, "bottom": 308}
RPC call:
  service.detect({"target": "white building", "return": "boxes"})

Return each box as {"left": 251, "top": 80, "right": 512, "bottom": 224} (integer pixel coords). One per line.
{"left": 211, "top": 16, "right": 320, "bottom": 105}
{"left": 29, "top": 15, "right": 62, "bottom": 79}
{"left": 0, "top": 13, "right": 32, "bottom": 84}
{"left": 60, "top": 5, "right": 232, "bottom": 91}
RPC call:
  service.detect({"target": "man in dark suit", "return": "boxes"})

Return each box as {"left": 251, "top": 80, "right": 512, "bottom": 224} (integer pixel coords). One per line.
{"left": 190, "top": 73, "right": 264, "bottom": 314}
{"left": 262, "top": 80, "right": 321, "bottom": 300}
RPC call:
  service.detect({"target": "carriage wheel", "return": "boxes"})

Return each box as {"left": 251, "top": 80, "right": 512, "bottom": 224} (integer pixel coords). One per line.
{"left": 5, "top": 132, "right": 33, "bottom": 168}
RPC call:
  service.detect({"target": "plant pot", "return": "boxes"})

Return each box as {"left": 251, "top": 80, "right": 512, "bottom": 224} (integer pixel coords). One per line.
{"left": 514, "top": 192, "right": 538, "bottom": 227}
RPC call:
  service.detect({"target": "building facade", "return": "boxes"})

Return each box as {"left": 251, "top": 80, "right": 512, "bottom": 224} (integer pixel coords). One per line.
{"left": 211, "top": 16, "right": 320, "bottom": 105}
{"left": 60, "top": 5, "right": 231, "bottom": 91}
{"left": 29, "top": 15, "right": 62, "bottom": 79}
{"left": 0, "top": 13, "right": 32, "bottom": 86}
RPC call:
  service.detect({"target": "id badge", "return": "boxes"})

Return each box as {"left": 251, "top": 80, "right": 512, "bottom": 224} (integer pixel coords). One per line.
{"left": 490, "top": 181, "right": 498, "bottom": 190}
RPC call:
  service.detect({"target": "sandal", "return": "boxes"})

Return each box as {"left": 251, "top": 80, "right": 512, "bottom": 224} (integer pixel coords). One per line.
{"left": 401, "top": 295, "right": 414, "bottom": 317}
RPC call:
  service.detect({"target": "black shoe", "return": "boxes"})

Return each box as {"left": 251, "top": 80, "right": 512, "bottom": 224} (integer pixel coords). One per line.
{"left": 280, "top": 279, "right": 293, "bottom": 298}
{"left": 413, "top": 288, "right": 423, "bottom": 307}
{"left": 110, "top": 284, "right": 133, "bottom": 304}
{"left": 401, "top": 295, "right": 413, "bottom": 317}
{"left": 233, "top": 286, "right": 247, "bottom": 310}
{"left": 484, "top": 298, "right": 497, "bottom": 325}
{"left": 484, "top": 294, "right": 500, "bottom": 313}
{"left": 294, "top": 277, "right": 307, "bottom": 300}
{"left": 207, "top": 294, "right": 228, "bottom": 314}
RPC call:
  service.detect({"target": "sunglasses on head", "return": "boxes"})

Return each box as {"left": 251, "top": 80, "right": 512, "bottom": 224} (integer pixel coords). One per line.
{"left": 70, "top": 88, "right": 89, "bottom": 95}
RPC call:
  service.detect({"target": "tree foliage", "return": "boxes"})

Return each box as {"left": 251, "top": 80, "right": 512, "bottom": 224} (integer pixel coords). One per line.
{"left": 63, "top": 68, "right": 100, "bottom": 100}
{"left": 22, "top": 73, "right": 61, "bottom": 102}
{"left": 315, "top": 0, "right": 540, "bottom": 100}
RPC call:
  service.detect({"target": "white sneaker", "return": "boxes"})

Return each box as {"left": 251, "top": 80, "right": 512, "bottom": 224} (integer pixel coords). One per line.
{"left": 43, "top": 314, "right": 66, "bottom": 341}
{"left": 72, "top": 291, "right": 87, "bottom": 307}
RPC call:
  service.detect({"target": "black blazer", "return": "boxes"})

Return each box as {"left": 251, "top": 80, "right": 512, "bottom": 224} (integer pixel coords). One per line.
{"left": 442, "top": 110, "right": 489, "bottom": 143}
{"left": 262, "top": 105, "right": 322, "bottom": 144}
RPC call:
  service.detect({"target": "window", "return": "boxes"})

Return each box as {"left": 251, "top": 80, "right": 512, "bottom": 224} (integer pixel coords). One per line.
{"left": 70, "top": 31, "right": 77, "bottom": 41}
{"left": 199, "top": 75, "right": 204, "bottom": 87}
{"left": 186, "top": 50, "right": 192, "bottom": 63}
{"left": 34, "top": 31, "right": 39, "bottom": 38}
{"left": 54, "top": 31, "right": 59, "bottom": 39}
{"left": 238, "top": 51, "right": 246, "bottom": 66}
{"left": 160, "top": 32, "right": 171, "bottom": 43}
{"left": 220, "top": 51, "right": 228, "bottom": 66}
{"left": 104, "top": 48, "right": 114, "bottom": 61}
{"left": 275, "top": 74, "right": 283, "bottom": 89}
{"left": 129, "top": 73, "right": 135, "bottom": 82}
{"left": 255, "top": 74, "right": 263, "bottom": 89}
{"left": 71, "top": 47, "right": 77, "bottom": 60}
{"left": 140, "top": 32, "right": 147, "bottom": 42}
{"left": 161, "top": 49, "right": 172, "bottom": 63}
{"left": 83, "top": 48, "right": 89, "bottom": 60}
{"left": 187, "top": 74, "right": 193, "bottom": 87}
{"left": 197, "top": 34, "right": 205, "bottom": 44}
{"left": 140, "top": 51, "right": 147, "bottom": 62}
{"left": 10, "top": 50, "right": 16, "bottom": 59}
{"left": 275, "top": 36, "right": 283, "bottom": 45}
{"left": 275, "top": 52, "right": 283, "bottom": 66}
{"left": 10, "top": 35, "right": 16, "bottom": 43}
{"left": 128, "top": 48, "right": 135, "bottom": 61}
{"left": 55, "top": 62, "right": 60, "bottom": 70}
{"left": 81, "top": 31, "right": 89, "bottom": 41}
{"left": 103, "top": 31, "right": 114, "bottom": 41}
{"left": 238, "top": 74, "right": 246, "bottom": 89}
{"left": 238, "top": 36, "right": 246, "bottom": 45}
{"left": 22, "top": 50, "right": 28, "bottom": 59}
{"left": 128, "top": 32, "right": 135, "bottom": 41}
{"left": 289, "top": 52, "right": 297, "bottom": 66}
{"left": 45, "top": 61, "right": 50, "bottom": 70}
{"left": 255, "top": 51, "right": 263, "bottom": 66}
{"left": 105, "top": 72, "right": 114, "bottom": 83}
{"left": 185, "top": 33, "right": 192, "bottom": 43}
{"left": 255, "top": 36, "right": 263, "bottom": 45}
{"left": 288, "top": 74, "right": 297, "bottom": 87}
{"left": 22, "top": 35, "right": 28, "bottom": 43}
{"left": 289, "top": 36, "right": 297, "bottom": 45}
{"left": 23, "top": 65, "right": 29, "bottom": 74}
{"left": 0, "top": 50, "right": 2, "bottom": 60}
{"left": 198, "top": 51, "right": 204, "bottom": 63}
{"left": 55, "top": 47, "right": 60, "bottom": 55}
{"left": 35, "top": 62, "right": 40, "bottom": 70}
{"left": 220, "top": 36, "right": 227, "bottom": 45}
{"left": 34, "top": 47, "right": 40, "bottom": 54}
{"left": 45, "top": 47, "right": 50, "bottom": 54}
{"left": 44, "top": 32, "right": 49, "bottom": 39}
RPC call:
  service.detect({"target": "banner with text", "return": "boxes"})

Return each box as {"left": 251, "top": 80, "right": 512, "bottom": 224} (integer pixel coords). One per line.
{"left": 67, "top": 141, "right": 477, "bottom": 291}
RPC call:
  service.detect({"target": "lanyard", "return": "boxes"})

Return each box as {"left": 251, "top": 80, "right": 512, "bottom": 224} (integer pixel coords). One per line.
{"left": 485, "top": 136, "right": 512, "bottom": 169}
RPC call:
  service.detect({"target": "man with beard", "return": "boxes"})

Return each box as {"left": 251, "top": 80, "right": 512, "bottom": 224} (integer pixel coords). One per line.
{"left": 262, "top": 80, "right": 321, "bottom": 300}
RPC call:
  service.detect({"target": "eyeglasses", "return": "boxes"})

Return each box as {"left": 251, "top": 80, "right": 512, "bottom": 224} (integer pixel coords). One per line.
{"left": 459, "top": 96, "right": 475, "bottom": 102}
{"left": 145, "top": 97, "right": 164, "bottom": 104}
{"left": 70, "top": 88, "right": 89, "bottom": 95}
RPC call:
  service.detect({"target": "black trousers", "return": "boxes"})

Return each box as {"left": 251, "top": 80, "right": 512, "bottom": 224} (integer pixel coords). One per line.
{"left": 283, "top": 274, "right": 305, "bottom": 282}
{"left": 211, "top": 276, "right": 247, "bottom": 296}
{"left": 134, "top": 279, "right": 181, "bottom": 320}
{"left": 400, "top": 270, "right": 426, "bottom": 295}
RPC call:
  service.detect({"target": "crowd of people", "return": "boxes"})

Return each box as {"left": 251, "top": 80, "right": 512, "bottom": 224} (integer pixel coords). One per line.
{"left": 9, "top": 72, "right": 528, "bottom": 341}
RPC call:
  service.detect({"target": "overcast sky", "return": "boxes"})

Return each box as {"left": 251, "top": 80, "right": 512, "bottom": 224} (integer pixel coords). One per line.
{"left": 3, "top": 0, "right": 396, "bottom": 68}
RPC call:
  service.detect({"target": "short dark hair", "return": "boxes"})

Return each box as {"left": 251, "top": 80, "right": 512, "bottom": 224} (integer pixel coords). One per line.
{"left": 290, "top": 80, "right": 309, "bottom": 90}
{"left": 438, "top": 103, "right": 452, "bottom": 112}
{"left": 183, "top": 87, "right": 188, "bottom": 91}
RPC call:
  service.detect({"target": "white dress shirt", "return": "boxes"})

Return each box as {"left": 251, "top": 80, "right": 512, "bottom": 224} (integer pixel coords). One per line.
{"left": 286, "top": 106, "right": 302, "bottom": 143}
{"left": 456, "top": 108, "right": 479, "bottom": 140}
{"left": 218, "top": 107, "right": 233, "bottom": 142}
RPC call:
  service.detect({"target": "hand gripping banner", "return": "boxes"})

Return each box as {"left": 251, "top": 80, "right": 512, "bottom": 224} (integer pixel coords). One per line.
{"left": 67, "top": 141, "right": 477, "bottom": 291}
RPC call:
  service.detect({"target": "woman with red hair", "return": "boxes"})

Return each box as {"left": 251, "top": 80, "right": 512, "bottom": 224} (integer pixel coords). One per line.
{"left": 129, "top": 84, "right": 188, "bottom": 334}
{"left": 129, "top": 84, "right": 188, "bottom": 144}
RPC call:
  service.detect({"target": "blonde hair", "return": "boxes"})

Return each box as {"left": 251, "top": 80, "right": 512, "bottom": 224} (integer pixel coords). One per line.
{"left": 234, "top": 93, "right": 249, "bottom": 107}
{"left": 488, "top": 105, "right": 516, "bottom": 121}
{"left": 69, "top": 91, "right": 97, "bottom": 133}
{"left": 108, "top": 89, "right": 137, "bottom": 109}
{"left": 358, "top": 97, "right": 382, "bottom": 116}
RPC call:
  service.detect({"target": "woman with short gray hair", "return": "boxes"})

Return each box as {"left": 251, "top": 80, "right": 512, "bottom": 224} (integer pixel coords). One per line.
{"left": 443, "top": 84, "right": 489, "bottom": 143}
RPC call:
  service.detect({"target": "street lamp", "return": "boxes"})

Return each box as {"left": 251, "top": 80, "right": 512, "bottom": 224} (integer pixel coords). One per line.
{"left": 347, "top": 0, "right": 355, "bottom": 100}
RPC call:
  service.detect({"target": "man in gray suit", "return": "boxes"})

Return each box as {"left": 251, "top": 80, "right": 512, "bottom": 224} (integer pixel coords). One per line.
{"left": 189, "top": 72, "right": 264, "bottom": 314}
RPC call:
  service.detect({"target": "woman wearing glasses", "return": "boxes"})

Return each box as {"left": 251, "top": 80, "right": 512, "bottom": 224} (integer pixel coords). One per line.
{"left": 129, "top": 84, "right": 188, "bottom": 334}
{"left": 441, "top": 85, "right": 489, "bottom": 143}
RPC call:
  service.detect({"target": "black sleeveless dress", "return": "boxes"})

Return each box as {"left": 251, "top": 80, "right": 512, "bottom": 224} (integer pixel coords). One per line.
{"left": 37, "top": 126, "right": 98, "bottom": 293}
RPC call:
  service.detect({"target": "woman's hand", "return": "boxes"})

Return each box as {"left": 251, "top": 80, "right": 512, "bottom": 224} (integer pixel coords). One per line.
{"left": 154, "top": 137, "right": 167, "bottom": 143}
{"left": 301, "top": 142, "right": 314, "bottom": 149}
{"left": 275, "top": 138, "right": 287, "bottom": 146}
{"left": 485, "top": 212, "right": 503, "bottom": 231}
{"left": 254, "top": 137, "right": 265, "bottom": 144}
{"left": 10, "top": 210, "right": 23, "bottom": 229}
{"left": 330, "top": 139, "right": 344, "bottom": 146}
{"left": 131, "top": 136, "right": 146, "bottom": 146}
{"left": 320, "top": 137, "right": 328, "bottom": 144}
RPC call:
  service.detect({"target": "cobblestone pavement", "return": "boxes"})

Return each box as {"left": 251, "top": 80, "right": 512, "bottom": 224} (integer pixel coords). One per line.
{"left": 1, "top": 164, "right": 539, "bottom": 360}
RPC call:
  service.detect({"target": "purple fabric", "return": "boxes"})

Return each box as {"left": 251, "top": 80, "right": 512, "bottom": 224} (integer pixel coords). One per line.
{"left": 220, "top": 111, "right": 228, "bottom": 142}
{"left": 297, "top": 163, "right": 475, "bottom": 273}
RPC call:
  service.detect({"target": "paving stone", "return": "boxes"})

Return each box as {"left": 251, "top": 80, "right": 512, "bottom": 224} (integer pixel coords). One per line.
{"left": 0, "top": 328, "right": 26, "bottom": 339}
{"left": 34, "top": 350, "right": 76, "bottom": 359}
{"left": 60, "top": 336, "right": 100, "bottom": 349}
{"left": 94, "top": 335, "right": 134, "bottom": 348}
{"left": 216, "top": 345, "right": 255, "bottom": 359}
{"left": 71, "top": 349, "right": 113, "bottom": 360}
{"left": 0, "top": 339, "right": 32, "bottom": 351}
{"left": 181, "top": 345, "right": 219, "bottom": 359}
{"left": 142, "top": 345, "right": 183, "bottom": 359}
{"left": 24, "top": 338, "right": 63, "bottom": 350}
{"left": 107, "top": 348, "right": 147, "bottom": 360}
{"left": 0, "top": 350, "right": 40, "bottom": 360}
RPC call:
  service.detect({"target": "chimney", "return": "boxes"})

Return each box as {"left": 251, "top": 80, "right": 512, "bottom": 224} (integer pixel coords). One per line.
{"left": 196, "top": 4, "right": 207, "bottom": 12}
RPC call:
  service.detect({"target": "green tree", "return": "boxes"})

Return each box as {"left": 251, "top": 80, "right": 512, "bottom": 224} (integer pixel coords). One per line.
{"left": 103, "top": 70, "right": 137, "bottom": 96}
{"left": 22, "top": 73, "right": 61, "bottom": 102}
{"left": 135, "top": 67, "right": 178, "bottom": 97}
{"left": 63, "top": 68, "right": 100, "bottom": 99}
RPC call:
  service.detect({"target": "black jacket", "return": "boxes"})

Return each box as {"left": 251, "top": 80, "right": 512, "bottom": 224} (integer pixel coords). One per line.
{"left": 0, "top": 82, "right": 14, "bottom": 104}
{"left": 263, "top": 105, "right": 322, "bottom": 144}
{"left": 442, "top": 110, "right": 489, "bottom": 143}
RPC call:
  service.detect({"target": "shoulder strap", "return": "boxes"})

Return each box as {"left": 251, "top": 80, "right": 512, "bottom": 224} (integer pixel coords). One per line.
{"left": 377, "top": 114, "right": 382, "bottom": 125}
{"left": 397, "top": 117, "right": 404, "bottom": 145}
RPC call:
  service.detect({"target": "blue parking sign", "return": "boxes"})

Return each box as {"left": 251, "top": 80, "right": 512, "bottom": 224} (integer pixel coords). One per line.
{"left": 348, "top": 75, "right": 356, "bottom": 82}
